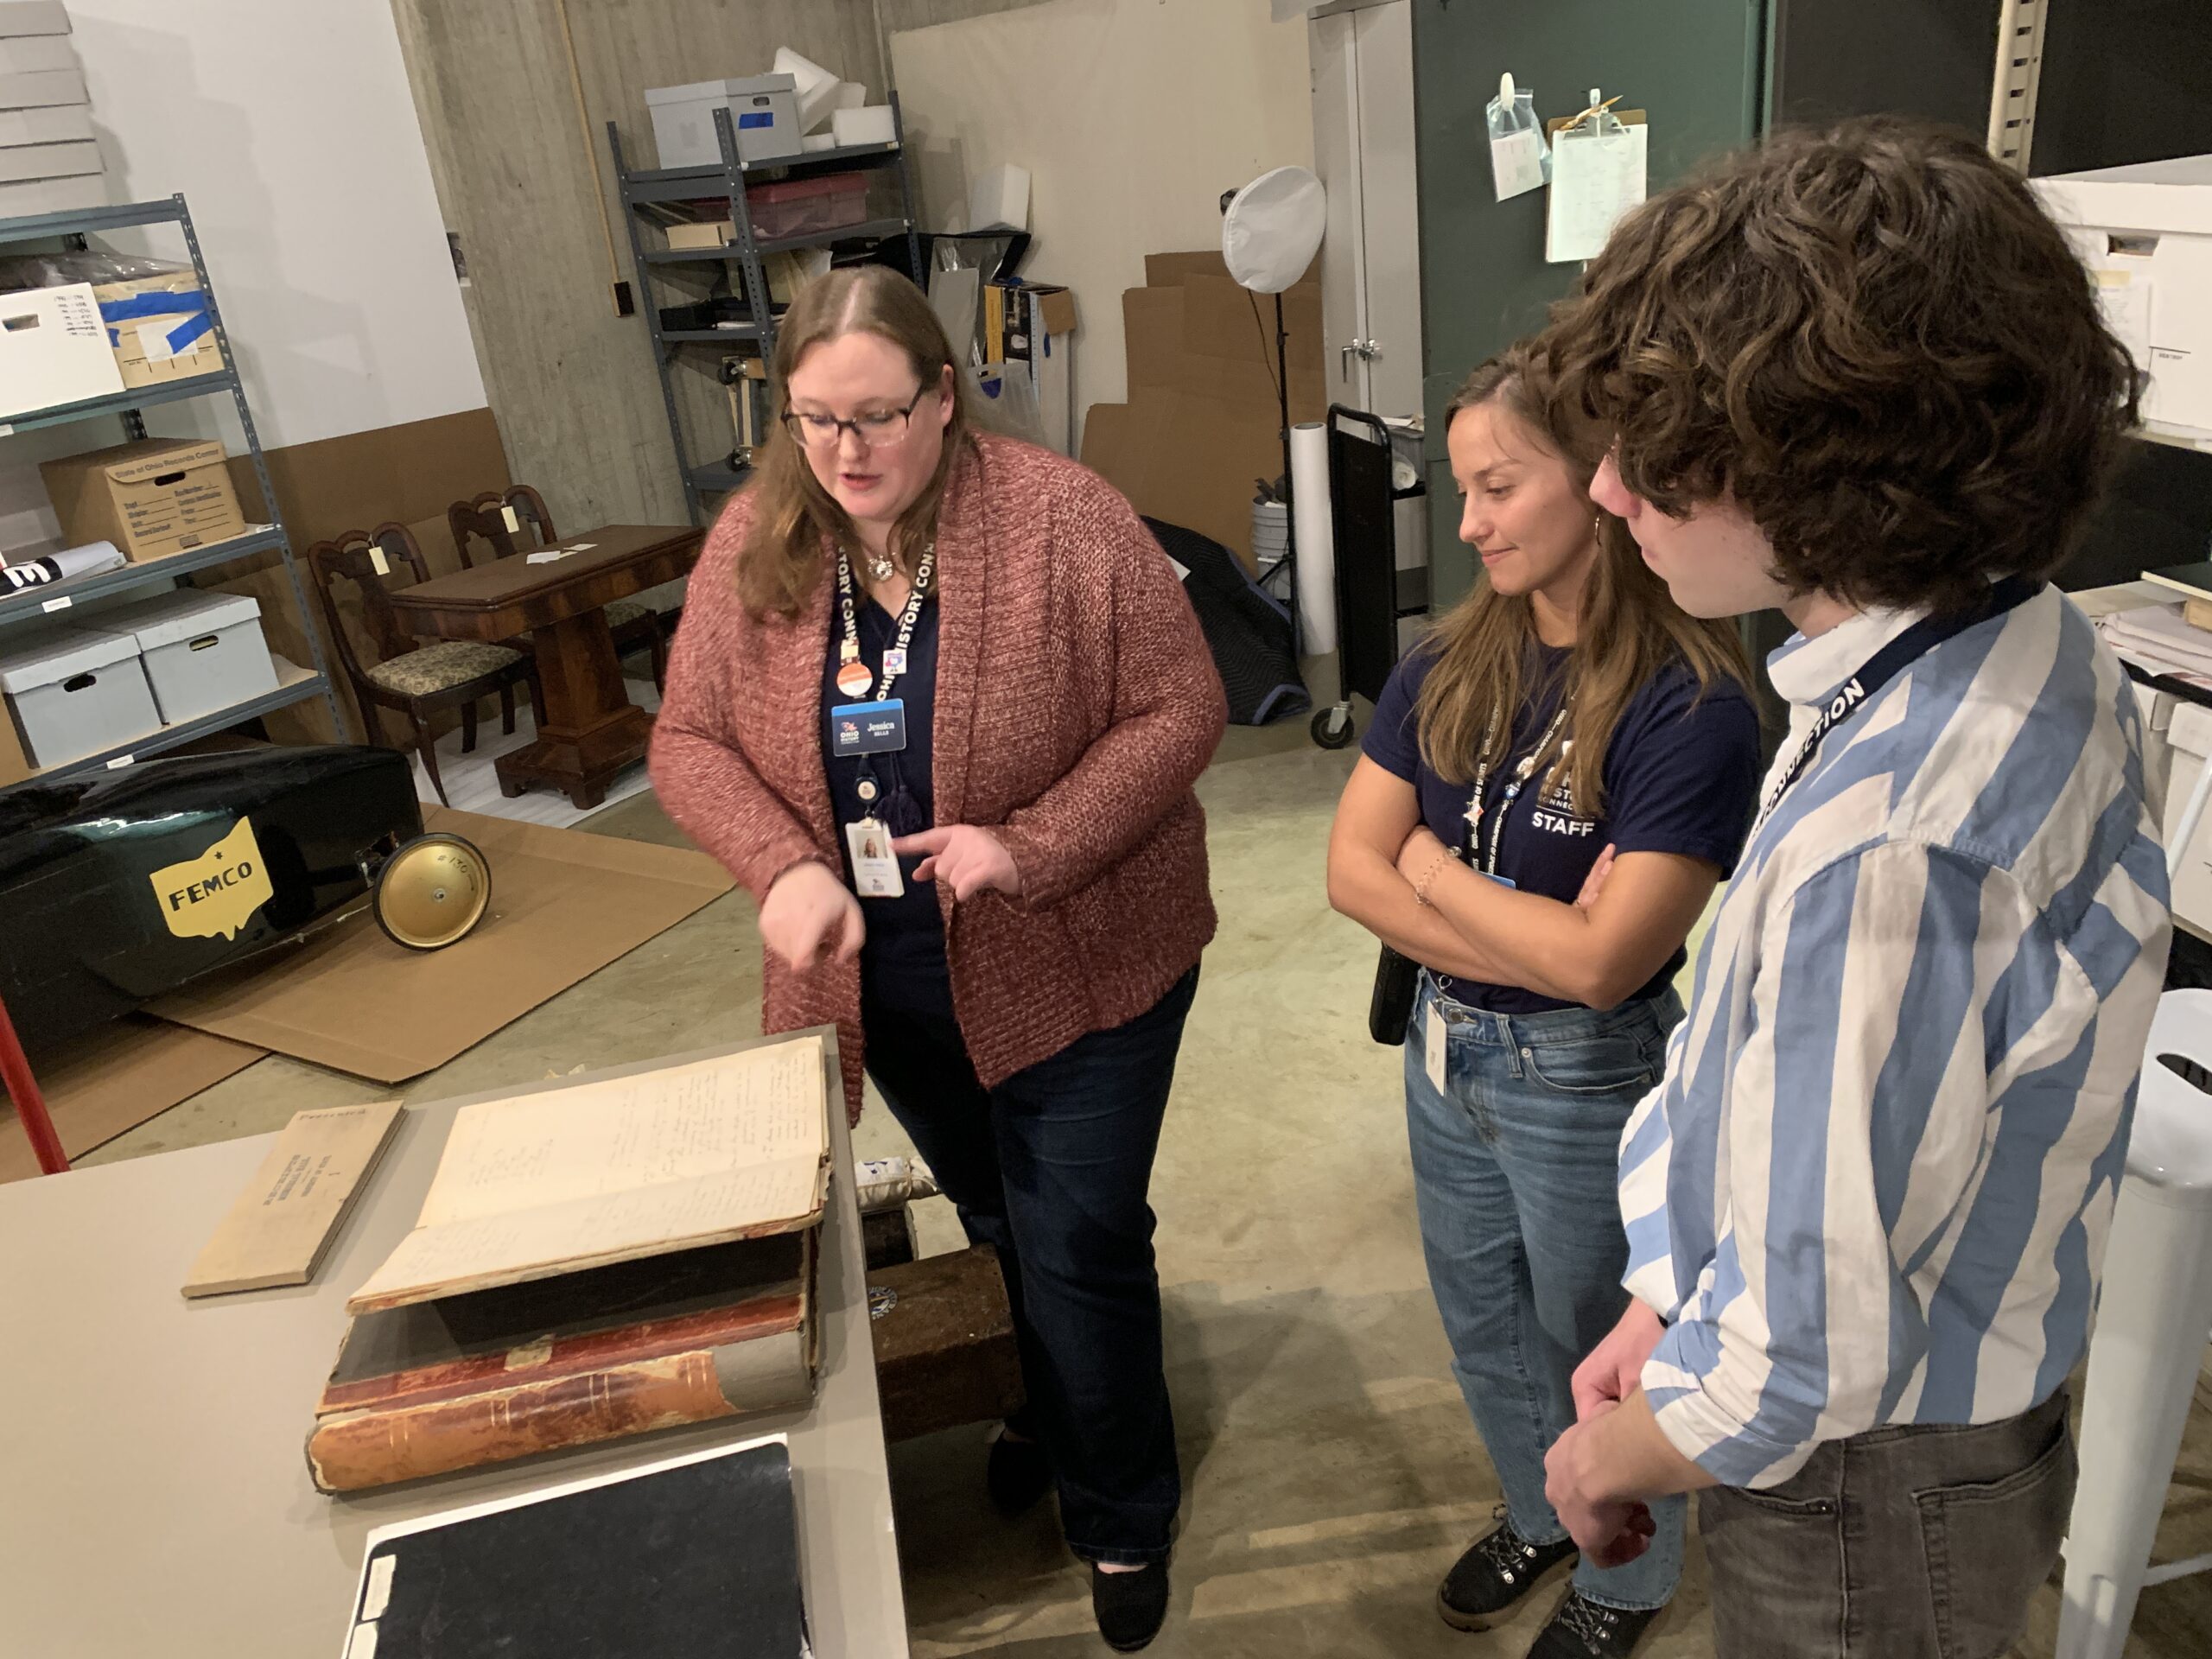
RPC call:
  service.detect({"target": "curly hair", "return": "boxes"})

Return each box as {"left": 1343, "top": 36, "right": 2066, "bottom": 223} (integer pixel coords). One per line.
{"left": 1537, "top": 117, "right": 2140, "bottom": 615}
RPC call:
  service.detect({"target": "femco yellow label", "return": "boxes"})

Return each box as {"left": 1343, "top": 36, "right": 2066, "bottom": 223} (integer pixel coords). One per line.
{"left": 149, "top": 817, "right": 274, "bottom": 941}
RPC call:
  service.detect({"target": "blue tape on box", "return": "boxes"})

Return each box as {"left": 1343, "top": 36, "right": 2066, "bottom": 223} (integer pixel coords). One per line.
{"left": 99, "top": 290, "right": 214, "bottom": 359}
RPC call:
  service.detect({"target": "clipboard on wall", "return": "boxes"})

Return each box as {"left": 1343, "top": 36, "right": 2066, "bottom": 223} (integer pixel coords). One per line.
{"left": 1543, "top": 105, "right": 1648, "bottom": 264}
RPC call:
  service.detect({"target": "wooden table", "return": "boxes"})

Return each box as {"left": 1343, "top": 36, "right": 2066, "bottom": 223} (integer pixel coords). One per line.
{"left": 385, "top": 524, "right": 701, "bottom": 809}
{"left": 0, "top": 1030, "right": 912, "bottom": 1659}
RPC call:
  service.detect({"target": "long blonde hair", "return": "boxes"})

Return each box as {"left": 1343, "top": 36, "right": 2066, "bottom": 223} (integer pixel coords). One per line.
{"left": 1415, "top": 347, "right": 1752, "bottom": 816}
{"left": 735, "top": 265, "right": 977, "bottom": 619}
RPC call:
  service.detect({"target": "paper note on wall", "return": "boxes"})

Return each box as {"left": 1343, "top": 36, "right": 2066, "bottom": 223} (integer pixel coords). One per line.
{"left": 1546, "top": 121, "right": 1647, "bottom": 264}
{"left": 1491, "top": 129, "right": 1546, "bottom": 203}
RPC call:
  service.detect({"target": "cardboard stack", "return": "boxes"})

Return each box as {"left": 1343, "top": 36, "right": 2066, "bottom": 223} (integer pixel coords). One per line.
{"left": 0, "top": 3, "right": 106, "bottom": 219}
{"left": 1081, "top": 251, "right": 1323, "bottom": 570}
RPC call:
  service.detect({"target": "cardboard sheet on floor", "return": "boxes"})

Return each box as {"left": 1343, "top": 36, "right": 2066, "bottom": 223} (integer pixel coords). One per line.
{"left": 0, "top": 1017, "right": 266, "bottom": 1184}
{"left": 148, "top": 808, "right": 734, "bottom": 1084}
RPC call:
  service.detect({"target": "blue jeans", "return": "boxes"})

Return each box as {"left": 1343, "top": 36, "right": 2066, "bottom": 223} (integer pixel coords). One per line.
{"left": 1406, "top": 969, "right": 1688, "bottom": 1611}
{"left": 861, "top": 968, "right": 1198, "bottom": 1567}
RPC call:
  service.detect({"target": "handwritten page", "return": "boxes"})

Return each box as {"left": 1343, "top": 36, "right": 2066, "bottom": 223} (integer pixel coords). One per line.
{"left": 1546, "top": 119, "right": 1647, "bottom": 264}
{"left": 349, "top": 1038, "right": 828, "bottom": 1313}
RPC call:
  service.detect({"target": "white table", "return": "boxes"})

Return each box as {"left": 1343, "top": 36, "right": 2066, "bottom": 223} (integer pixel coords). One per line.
{"left": 0, "top": 1030, "right": 908, "bottom": 1658}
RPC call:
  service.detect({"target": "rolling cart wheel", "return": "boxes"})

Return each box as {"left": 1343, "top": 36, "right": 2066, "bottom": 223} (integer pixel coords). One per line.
{"left": 1312, "top": 704, "right": 1356, "bottom": 750}
{"left": 373, "top": 832, "right": 493, "bottom": 951}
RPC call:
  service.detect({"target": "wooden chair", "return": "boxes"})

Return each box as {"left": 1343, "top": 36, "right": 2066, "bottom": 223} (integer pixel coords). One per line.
{"left": 448, "top": 486, "right": 671, "bottom": 693}
{"left": 306, "top": 523, "right": 539, "bottom": 808}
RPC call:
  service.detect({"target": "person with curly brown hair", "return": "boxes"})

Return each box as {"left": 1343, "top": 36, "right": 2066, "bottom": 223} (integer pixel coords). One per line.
{"left": 1528, "top": 118, "right": 2173, "bottom": 1657}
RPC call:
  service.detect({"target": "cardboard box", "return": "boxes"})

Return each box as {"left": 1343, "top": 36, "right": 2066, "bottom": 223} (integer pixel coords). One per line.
{"left": 92, "top": 268, "right": 224, "bottom": 388}
{"left": 41, "top": 437, "right": 248, "bottom": 562}
{"left": 0, "top": 101, "right": 87, "bottom": 145}
{"left": 2038, "top": 156, "right": 2212, "bottom": 439}
{"left": 1082, "top": 251, "right": 1324, "bottom": 567}
{"left": 0, "top": 134, "right": 94, "bottom": 181}
{"left": 0, "top": 66, "right": 82, "bottom": 107}
{"left": 0, "top": 623, "right": 160, "bottom": 769}
{"left": 88, "top": 588, "right": 277, "bottom": 724}
{"left": 0, "top": 281, "right": 124, "bottom": 419}
{"left": 0, "top": 31, "right": 69, "bottom": 73}
{"left": 0, "top": 683, "right": 29, "bottom": 785}
{"left": 645, "top": 74, "right": 802, "bottom": 168}
{"left": 665, "top": 219, "right": 733, "bottom": 251}
{"left": 0, "top": 170, "right": 101, "bottom": 216}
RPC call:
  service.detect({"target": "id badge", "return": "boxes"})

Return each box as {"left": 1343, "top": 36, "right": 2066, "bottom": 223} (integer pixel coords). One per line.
{"left": 1479, "top": 872, "right": 1518, "bottom": 890}
{"left": 831, "top": 699, "right": 908, "bottom": 758}
{"left": 1424, "top": 997, "right": 1448, "bottom": 1093}
{"left": 844, "top": 819, "right": 904, "bottom": 898}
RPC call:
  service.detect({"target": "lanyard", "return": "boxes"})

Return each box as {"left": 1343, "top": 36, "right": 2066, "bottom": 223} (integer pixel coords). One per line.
{"left": 1752, "top": 575, "right": 2040, "bottom": 839}
{"left": 1463, "top": 698, "right": 1572, "bottom": 877}
{"left": 835, "top": 542, "right": 935, "bottom": 702}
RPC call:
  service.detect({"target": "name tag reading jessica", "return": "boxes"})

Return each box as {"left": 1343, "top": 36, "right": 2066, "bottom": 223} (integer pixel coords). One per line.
{"left": 830, "top": 699, "right": 907, "bottom": 757}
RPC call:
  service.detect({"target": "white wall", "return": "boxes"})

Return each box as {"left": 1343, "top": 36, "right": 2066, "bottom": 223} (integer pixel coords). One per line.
{"left": 3, "top": 0, "right": 483, "bottom": 552}
{"left": 890, "top": 0, "right": 1313, "bottom": 442}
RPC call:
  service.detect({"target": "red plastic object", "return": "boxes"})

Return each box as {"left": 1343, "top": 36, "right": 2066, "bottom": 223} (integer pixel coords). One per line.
{"left": 748, "top": 171, "right": 869, "bottom": 239}
{"left": 0, "top": 990, "right": 67, "bottom": 1175}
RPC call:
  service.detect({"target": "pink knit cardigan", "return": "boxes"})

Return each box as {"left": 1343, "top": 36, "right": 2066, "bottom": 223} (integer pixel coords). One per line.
{"left": 650, "top": 434, "right": 1227, "bottom": 1121}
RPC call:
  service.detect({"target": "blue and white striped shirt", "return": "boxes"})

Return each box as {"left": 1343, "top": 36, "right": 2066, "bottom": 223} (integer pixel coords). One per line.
{"left": 1622, "top": 588, "right": 2171, "bottom": 1488}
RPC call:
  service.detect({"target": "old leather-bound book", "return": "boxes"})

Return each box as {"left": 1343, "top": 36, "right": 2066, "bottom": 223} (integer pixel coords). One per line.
{"left": 307, "top": 1230, "right": 817, "bottom": 1493}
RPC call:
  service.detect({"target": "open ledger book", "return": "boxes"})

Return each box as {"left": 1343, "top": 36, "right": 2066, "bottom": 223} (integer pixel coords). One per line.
{"left": 346, "top": 1036, "right": 830, "bottom": 1314}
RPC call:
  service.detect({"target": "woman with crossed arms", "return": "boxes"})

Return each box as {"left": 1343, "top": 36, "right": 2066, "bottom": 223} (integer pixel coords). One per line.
{"left": 1327, "top": 346, "right": 1760, "bottom": 1659}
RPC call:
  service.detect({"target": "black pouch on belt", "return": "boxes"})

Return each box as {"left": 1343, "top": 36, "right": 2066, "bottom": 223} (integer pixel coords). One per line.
{"left": 1370, "top": 944, "right": 1420, "bottom": 1046}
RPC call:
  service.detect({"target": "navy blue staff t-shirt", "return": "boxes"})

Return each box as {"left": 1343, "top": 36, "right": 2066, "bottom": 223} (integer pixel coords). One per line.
{"left": 822, "top": 593, "right": 951, "bottom": 1019}
{"left": 1363, "top": 639, "right": 1762, "bottom": 1015}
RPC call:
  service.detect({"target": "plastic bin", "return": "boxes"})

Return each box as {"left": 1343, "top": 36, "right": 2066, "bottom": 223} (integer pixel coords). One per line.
{"left": 748, "top": 172, "right": 868, "bottom": 240}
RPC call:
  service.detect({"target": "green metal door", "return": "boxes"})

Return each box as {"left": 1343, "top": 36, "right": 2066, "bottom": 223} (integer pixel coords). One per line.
{"left": 1412, "top": 0, "right": 1768, "bottom": 601}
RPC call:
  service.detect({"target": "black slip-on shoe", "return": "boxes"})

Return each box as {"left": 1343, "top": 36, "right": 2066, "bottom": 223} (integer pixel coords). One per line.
{"left": 1091, "top": 1561, "right": 1170, "bottom": 1652}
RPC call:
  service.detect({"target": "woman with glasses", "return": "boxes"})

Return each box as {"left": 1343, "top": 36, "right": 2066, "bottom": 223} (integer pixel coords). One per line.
{"left": 1325, "top": 347, "right": 1760, "bottom": 1659}
{"left": 652, "top": 265, "right": 1224, "bottom": 1653}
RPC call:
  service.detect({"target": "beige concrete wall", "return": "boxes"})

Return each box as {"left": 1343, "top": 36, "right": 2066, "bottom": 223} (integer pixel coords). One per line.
{"left": 380, "top": 0, "right": 1065, "bottom": 537}
{"left": 388, "top": 0, "right": 896, "bottom": 531}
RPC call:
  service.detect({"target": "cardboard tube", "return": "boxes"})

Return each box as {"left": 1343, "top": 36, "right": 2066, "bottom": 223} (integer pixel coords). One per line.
{"left": 1290, "top": 421, "right": 1337, "bottom": 656}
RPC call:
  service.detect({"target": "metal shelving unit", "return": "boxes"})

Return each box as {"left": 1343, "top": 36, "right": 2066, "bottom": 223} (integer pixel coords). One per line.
{"left": 0, "top": 193, "right": 343, "bottom": 791}
{"left": 609, "top": 98, "right": 926, "bottom": 524}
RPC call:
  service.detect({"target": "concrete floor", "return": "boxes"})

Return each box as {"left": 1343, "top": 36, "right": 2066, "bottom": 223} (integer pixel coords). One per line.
{"left": 87, "top": 726, "right": 2212, "bottom": 1657}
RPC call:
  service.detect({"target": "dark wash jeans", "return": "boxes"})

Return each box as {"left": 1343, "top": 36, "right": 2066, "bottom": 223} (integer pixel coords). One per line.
{"left": 1699, "top": 1389, "right": 2075, "bottom": 1659}
{"left": 861, "top": 967, "right": 1199, "bottom": 1567}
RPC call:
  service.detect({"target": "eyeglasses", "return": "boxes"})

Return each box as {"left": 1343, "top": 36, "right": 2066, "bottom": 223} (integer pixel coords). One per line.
{"left": 783, "top": 384, "right": 931, "bottom": 452}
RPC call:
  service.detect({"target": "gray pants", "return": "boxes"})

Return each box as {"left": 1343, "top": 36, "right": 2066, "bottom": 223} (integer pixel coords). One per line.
{"left": 1699, "top": 1390, "right": 2074, "bottom": 1659}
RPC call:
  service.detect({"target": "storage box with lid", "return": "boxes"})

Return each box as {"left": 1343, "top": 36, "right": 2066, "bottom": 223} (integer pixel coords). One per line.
{"left": 0, "top": 623, "right": 158, "bottom": 770}
{"left": 39, "top": 436, "right": 245, "bottom": 563}
{"left": 2036, "top": 155, "right": 2212, "bottom": 440}
{"left": 0, "top": 280, "right": 123, "bottom": 418}
{"left": 88, "top": 588, "right": 276, "bottom": 724}
{"left": 645, "top": 75, "right": 801, "bottom": 168}
{"left": 92, "top": 264, "right": 222, "bottom": 388}
{"left": 747, "top": 171, "right": 868, "bottom": 240}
